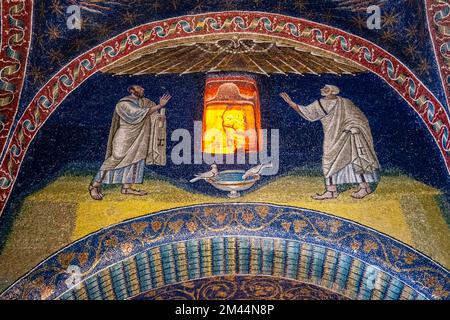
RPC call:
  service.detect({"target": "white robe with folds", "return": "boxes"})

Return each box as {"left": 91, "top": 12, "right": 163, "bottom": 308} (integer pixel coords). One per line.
{"left": 296, "top": 97, "right": 380, "bottom": 184}
{"left": 95, "top": 95, "right": 166, "bottom": 184}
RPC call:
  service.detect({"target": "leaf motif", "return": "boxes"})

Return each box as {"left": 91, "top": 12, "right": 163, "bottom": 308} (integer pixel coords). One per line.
{"left": 120, "top": 242, "right": 134, "bottom": 255}
{"left": 329, "top": 221, "right": 342, "bottom": 233}
{"left": 186, "top": 221, "right": 198, "bottom": 233}
{"left": 403, "top": 252, "right": 418, "bottom": 265}
{"left": 432, "top": 284, "right": 449, "bottom": 300}
{"left": 391, "top": 247, "right": 401, "bottom": 258}
{"left": 151, "top": 221, "right": 162, "bottom": 232}
{"left": 255, "top": 206, "right": 269, "bottom": 218}
{"left": 40, "top": 286, "right": 54, "bottom": 300}
{"left": 183, "top": 281, "right": 196, "bottom": 289}
{"left": 243, "top": 212, "right": 254, "bottom": 224}
{"left": 57, "top": 253, "right": 75, "bottom": 268}
{"left": 293, "top": 220, "right": 307, "bottom": 233}
{"left": 168, "top": 219, "right": 183, "bottom": 233}
{"left": 316, "top": 220, "right": 327, "bottom": 230}
{"left": 363, "top": 240, "right": 378, "bottom": 253}
{"left": 215, "top": 212, "right": 227, "bottom": 224}
{"left": 204, "top": 208, "right": 214, "bottom": 217}
{"left": 77, "top": 252, "right": 89, "bottom": 266}
{"left": 351, "top": 241, "right": 360, "bottom": 252}
{"left": 105, "top": 236, "right": 118, "bottom": 248}
{"left": 131, "top": 222, "right": 148, "bottom": 235}
{"left": 281, "top": 221, "right": 291, "bottom": 232}
{"left": 425, "top": 275, "right": 439, "bottom": 287}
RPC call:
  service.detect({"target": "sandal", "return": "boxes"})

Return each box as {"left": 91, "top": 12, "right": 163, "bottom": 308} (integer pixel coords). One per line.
{"left": 121, "top": 187, "right": 148, "bottom": 196}
{"left": 89, "top": 184, "right": 103, "bottom": 200}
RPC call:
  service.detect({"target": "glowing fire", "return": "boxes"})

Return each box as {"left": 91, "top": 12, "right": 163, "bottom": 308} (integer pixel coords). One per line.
{"left": 202, "top": 77, "right": 262, "bottom": 154}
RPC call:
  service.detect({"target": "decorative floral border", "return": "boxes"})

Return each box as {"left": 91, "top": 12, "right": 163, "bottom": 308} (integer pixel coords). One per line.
{"left": 426, "top": 0, "right": 450, "bottom": 109}
{"left": 1, "top": 204, "right": 448, "bottom": 300}
{"left": 0, "top": 0, "right": 32, "bottom": 158}
{"left": 0, "top": 11, "right": 450, "bottom": 216}
{"left": 131, "top": 275, "right": 349, "bottom": 300}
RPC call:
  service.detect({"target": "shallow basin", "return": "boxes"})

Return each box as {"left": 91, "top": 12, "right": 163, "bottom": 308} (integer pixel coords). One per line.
{"left": 206, "top": 170, "right": 260, "bottom": 198}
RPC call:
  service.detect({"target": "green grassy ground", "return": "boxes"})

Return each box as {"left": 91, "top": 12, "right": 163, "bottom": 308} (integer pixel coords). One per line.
{"left": 0, "top": 173, "right": 449, "bottom": 292}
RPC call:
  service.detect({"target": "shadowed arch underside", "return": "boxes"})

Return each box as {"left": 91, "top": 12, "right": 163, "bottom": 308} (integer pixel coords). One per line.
{"left": 130, "top": 275, "right": 349, "bottom": 300}
{"left": 1, "top": 204, "right": 449, "bottom": 300}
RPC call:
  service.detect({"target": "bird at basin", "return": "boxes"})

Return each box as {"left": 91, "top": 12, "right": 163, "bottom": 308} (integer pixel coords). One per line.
{"left": 189, "top": 164, "right": 219, "bottom": 183}
{"left": 242, "top": 162, "right": 273, "bottom": 180}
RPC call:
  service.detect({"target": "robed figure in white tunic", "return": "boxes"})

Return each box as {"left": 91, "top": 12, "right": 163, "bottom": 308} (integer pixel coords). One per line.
{"left": 89, "top": 85, "right": 171, "bottom": 200}
{"left": 280, "top": 85, "right": 379, "bottom": 200}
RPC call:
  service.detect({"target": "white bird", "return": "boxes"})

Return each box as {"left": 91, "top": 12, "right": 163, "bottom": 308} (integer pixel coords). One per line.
{"left": 242, "top": 162, "right": 273, "bottom": 180}
{"left": 189, "top": 164, "right": 219, "bottom": 183}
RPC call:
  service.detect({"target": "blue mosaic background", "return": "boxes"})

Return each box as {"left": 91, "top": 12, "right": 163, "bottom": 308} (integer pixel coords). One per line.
{"left": 22, "top": 0, "right": 446, "bottom": 116}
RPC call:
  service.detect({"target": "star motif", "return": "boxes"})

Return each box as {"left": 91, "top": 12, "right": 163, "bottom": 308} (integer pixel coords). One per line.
{"left": 48, "top": 49, "right": 64, "bottom": 64}
{"left": 380, "top": 30, "right": 396, "bottom": 43}
{"left": 417, "top": 58, "right": 430, "bottom": 75}
{"left": 417, "top": 29, "right": 429, "bottom": 45}
{"left": 35, "top": 34, "right": 45, "bottom": 48}
{"left": 38, "top": 2, "right": 45, "bottom": 18}
{"left": 382, "top": 10, "right": 400, "bottom": 28}
{"left": 405, "top": 24, "right": 418, "bottom": 39}
{"left": 122, "top": 11, "right": 140, "bottom": 25}
{"left": 253, "top": 0, "right": 262, "bottom": 7}
{"left": 322, "top": 9, "right": 335, "bottom": 23}
{"left": 303, "top": 10, "right": 316, "bottom": 20}
{"left": 29, "top": 65, "right": 46, "bottom": 85}
{"left": 352, "top": 14, "right": 367, "bottom": 30}
{"left": 403, "top": 43, "right": 418, "bottom": 58}
{"left": 50, "top": 0, "right": 64, "bottom": 15}
{"left": 293, "top": 0, "right": 307, "bottom": 11}
{"left": 274, "top": 0, "right": 287, "bottom": 12}
{"left": 70, "top": 37, "right": 87, "bottom": 52}
{"left": 151, "top": 0, "right": 162, "bottom": 13}
{"left": 224, "top": 0, "right": 238, "bottom": 10}
{"left": 46, "top": 24, "right": 62, "bottom": 41}
{"left": 80, "top": 16, "right": 95, "bottom": 30}
{"left": 192, "top": 1, "right": 205, "bottom": 12}
{"left": 94, "top": 23, "right": 113, "bottom": 39}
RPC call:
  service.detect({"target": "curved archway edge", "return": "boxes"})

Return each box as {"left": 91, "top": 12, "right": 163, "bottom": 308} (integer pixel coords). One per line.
{"left": 0, "top": 11, "right": 449, "bottom": 215}
{"left": 55, "top": 238, "right": 420, "bottom": 300}
{"left": 1, "top": 203, "right": 449, "bottom": 300}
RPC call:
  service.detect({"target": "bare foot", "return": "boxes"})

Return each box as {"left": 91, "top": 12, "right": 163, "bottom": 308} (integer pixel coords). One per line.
{"left": 89, "top": 185, "right": 103, "bottom": 200}
{"left": 312, "top": 191, "right": 338, "bottom": 200}
{"left": 121, "top": 187, "right": 148, "bottom": 196}
{"left": 351, "top": 187, "right": 372, "bottom": 199}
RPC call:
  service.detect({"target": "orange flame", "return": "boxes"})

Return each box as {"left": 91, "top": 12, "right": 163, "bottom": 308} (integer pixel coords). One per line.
{"left": 202, "top": 77, "right": 261, "bottom": 154}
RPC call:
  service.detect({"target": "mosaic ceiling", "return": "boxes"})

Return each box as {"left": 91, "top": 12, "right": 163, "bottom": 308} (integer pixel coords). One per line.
{"left": 0, "top": 0, "right": 449, "bottom": 302}
{"left": 24, "top": 0, "right": 444, "bottom": 104}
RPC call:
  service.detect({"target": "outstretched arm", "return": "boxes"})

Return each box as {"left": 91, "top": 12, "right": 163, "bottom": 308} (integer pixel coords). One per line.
{"left": 280, "top": 92, "right": 299, "bottom": 111}
{"left": 149, "top": 93, "right": 172, "bottom": 114}
{"left": 280, "top": 92, "right": 324, "bottom": 122}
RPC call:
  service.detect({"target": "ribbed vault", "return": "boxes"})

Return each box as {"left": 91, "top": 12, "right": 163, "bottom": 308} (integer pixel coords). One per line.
{"left": 2, "top": 204, "right": 448, "bottom": 300}
{"left": 56, "top": 236, "right": 422, "bottom": 301}
{"left": 102, "top": 34, "right": 365, "bottom": 76}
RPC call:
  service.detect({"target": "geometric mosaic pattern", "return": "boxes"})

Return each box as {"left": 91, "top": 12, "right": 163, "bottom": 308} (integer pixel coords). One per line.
{"left": 1, "top": 204, "right": 449, "bottom": 300}
{"left": 131, "top": 275, "right": 349, "bottom": 300}
{"left": 59, "top": 237, "right": 426, "bottom": 300}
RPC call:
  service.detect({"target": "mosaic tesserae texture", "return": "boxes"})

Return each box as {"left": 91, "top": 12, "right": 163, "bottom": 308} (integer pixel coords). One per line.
{"left": 0, "top": 0, "right": 449, "bottom": 300}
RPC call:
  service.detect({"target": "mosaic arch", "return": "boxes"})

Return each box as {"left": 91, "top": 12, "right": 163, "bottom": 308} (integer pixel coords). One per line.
{"left": 1, "top": 204, "right": 449, "bottom": 300}
{"left": 425, "top": 0, "right": 450, "bottom": 109}
{"left": 0, "top": 0, "right": 33, "bottom": 155}
{"left": 1, "top": 10, "right": 450, "bottom": 217}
